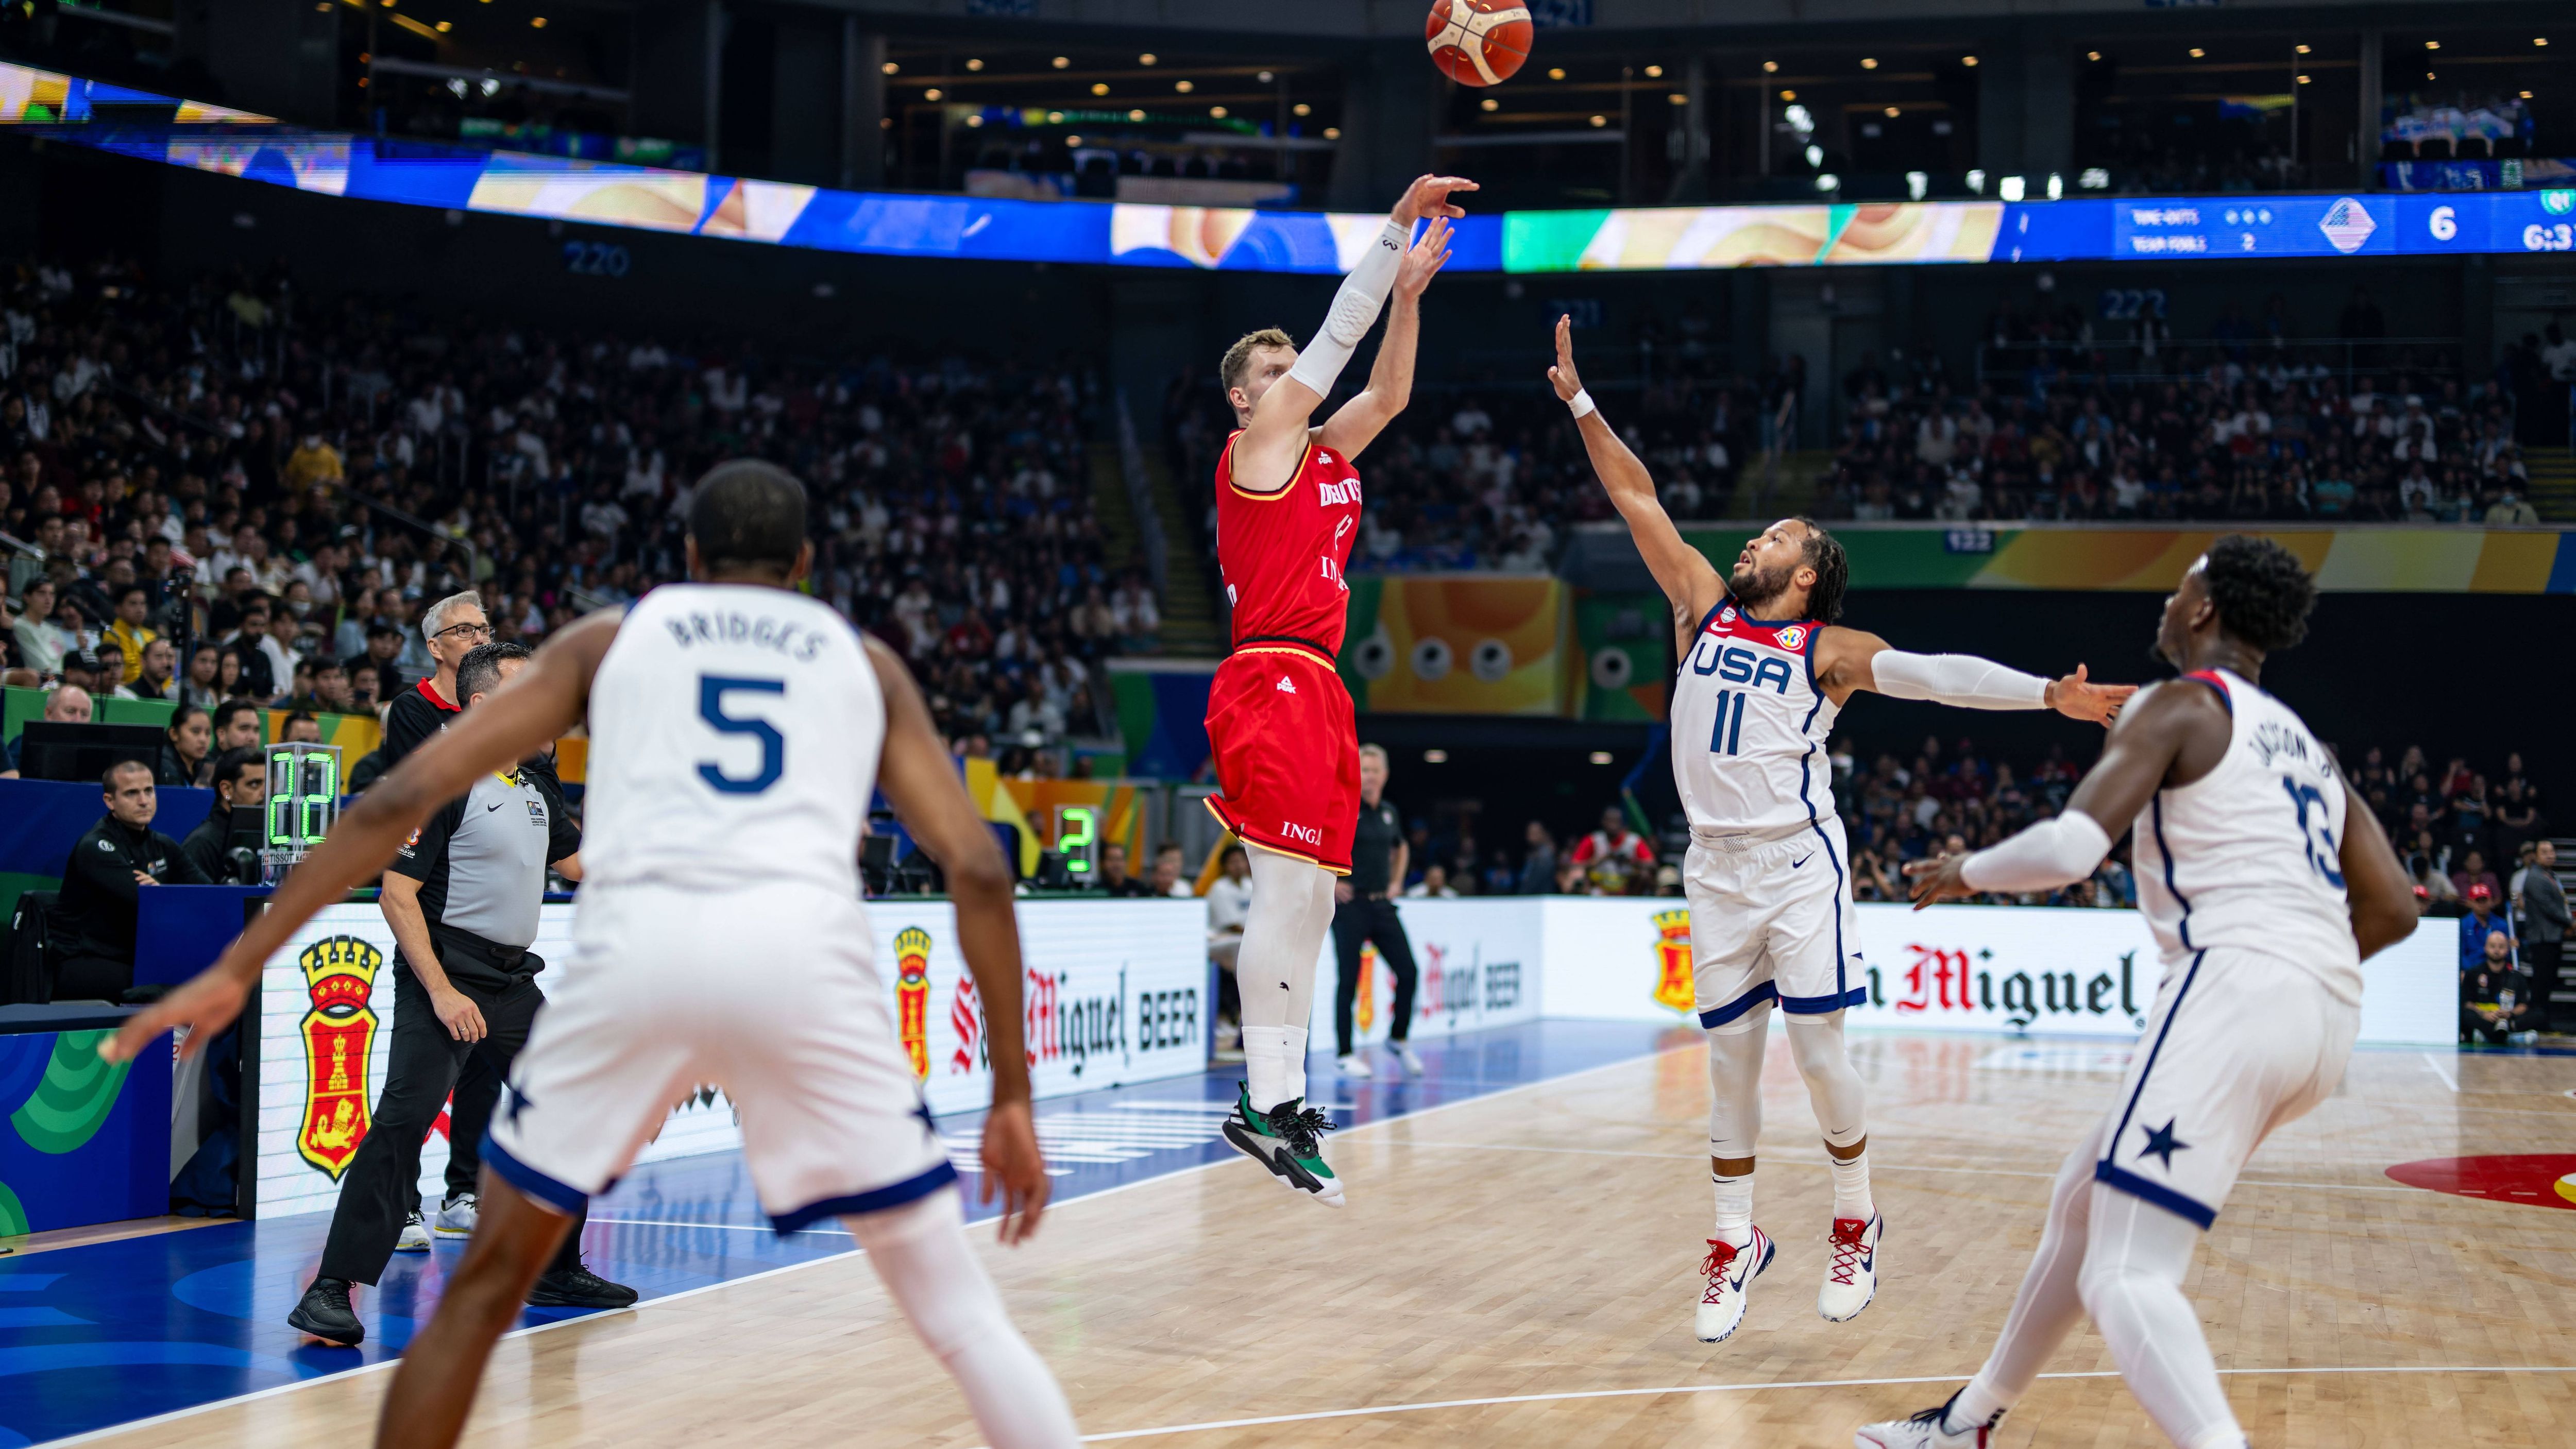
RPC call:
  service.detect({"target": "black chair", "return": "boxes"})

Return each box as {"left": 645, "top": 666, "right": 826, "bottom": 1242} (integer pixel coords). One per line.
{"left": 4, "top": 891, "right": 60, "bottom": 1007}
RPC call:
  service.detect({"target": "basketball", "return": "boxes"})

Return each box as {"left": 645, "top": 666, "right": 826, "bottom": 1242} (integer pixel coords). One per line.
{"left": 1425, "top": 0, "right": 1533, "bottom": 88}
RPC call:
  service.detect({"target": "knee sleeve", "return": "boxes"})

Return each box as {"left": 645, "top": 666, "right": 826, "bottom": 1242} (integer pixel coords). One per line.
{"left": 1785, "top": 1012, "right": 1868, "bottom": 1150}
{"left": 2075, "top": 1184, "right": 2242, "bottom": 1449}
{"left": 1705, "top": 1023, "right": 1767, "bottom": 1158}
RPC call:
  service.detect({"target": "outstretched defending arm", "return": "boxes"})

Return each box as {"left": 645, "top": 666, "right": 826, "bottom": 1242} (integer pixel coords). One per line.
{"left": 101, "top": 609, "right": 619, "bottom": 1063}
{"left": 1231, "top": 175, "right": 1475, "bottom": 493}
{"left": 864, "top": 635, "right": 1050, "bottom": 1243}
{"left": 1548, "top": 314, "right": 1725, "bottom": 643}
{"left": 1815, "top": 625, "right": 2134, "bottom": 723}
{"left": 1316, "top": 216, "right": 1452, "bottom": 461}
{"left": 1905, "top": 679, "right": 2224, "bottom": 906}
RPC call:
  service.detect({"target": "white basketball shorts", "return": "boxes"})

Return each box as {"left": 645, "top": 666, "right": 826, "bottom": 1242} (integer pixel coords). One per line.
{"left": 483, "top": 880, "right": 954, "bottom": 1232}
{"left": 2092, "top": 945, "right": 2358, "bottom": 1229}
{"left": 1685, "top": 815, "right": 1867, "bottom": 1029}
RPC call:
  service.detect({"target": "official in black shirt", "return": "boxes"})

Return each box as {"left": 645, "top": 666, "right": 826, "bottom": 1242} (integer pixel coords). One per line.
{"left": 378, "top": 590, "right": 489, "bottom": 770}
{"left": 1331, "top": 744, "right": 1421, "bottom": 1079}
{"left": 289, "top": 642, "right": 633, "bottom": 1347}
{"left": 180, "top": 746, "right": 268, "bottom": 884}
{"left": 52, "top": 760, "right": 209, "bottom": 1002}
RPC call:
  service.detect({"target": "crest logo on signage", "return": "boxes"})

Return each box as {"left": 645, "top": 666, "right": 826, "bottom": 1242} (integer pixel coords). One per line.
{"left": 297, "top": 935, "right": 383, "bottom": 1180}
{"left": 1651, "top": 908, "right": 1695, "bottom": 1014}
{"left": 895, "top": 926, "right": 934, "bottom": 1081}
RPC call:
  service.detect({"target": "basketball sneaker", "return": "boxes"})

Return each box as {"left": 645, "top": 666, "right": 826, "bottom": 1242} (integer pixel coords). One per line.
{"left": 1818, "top": 1212, "right": 1882, "bottom": 1322}
{"left": 394, "top": 1210, "right": 432, "bottom": 1252}
{"left": 1388, "top": 1040, "right": 1425, "bottom": 1077}
{"left": 1336, "top": 1052, "right": 1375, "bottom": 1079}
{"left": 1693, "top": 1225, "right": 1773, "bottom": 1343}
{"left": 527, "top": 1264, "right": 639, "bottom": 1310}
{"left": 1219, "top": 1083, "right": 1344, "bottom": 1207}
{"left": 1854, "top": 1393, "right": 1997, "bottom": 1447}
{"left": 287, "top": 1276, "right": 364, "bottom": 1346}
{"left": 435, "top": 1192, "right": 478, "bottom": 1237}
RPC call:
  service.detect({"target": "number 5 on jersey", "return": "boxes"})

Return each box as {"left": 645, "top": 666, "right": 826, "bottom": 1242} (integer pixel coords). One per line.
{"left": 699, "top": 675, "right": 786, "bottom": 794}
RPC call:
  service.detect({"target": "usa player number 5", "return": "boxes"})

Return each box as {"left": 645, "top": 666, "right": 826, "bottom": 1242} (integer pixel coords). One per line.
{"left": 698, "top": 675, "right": 786, "bottom": 794}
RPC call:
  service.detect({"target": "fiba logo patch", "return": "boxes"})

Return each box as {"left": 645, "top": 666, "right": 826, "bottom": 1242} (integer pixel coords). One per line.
{"left": 1650, "top": 909, "right": 1694, "bottom": 1015}
{"left": 1774, "top": 625, "right": 1808, "bottom": 652}
{"left": 297, "top": 935, "right": 385, "bottom": 1180}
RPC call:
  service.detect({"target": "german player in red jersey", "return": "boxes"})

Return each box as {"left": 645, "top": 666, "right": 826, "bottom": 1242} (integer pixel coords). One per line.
{"left": 1207, "top": 173, "right": 1473, "bottom": 1207}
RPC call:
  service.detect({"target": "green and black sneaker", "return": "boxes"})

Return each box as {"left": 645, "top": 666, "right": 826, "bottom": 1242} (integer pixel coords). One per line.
{"left": 1219, "top": 1083, "right": 1345, "bottom": 1207}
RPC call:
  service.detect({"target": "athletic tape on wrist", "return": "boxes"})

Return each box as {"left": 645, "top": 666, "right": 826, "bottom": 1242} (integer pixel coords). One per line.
{"left": 1567, "top": 389, "right": 1597, "bottom": 419}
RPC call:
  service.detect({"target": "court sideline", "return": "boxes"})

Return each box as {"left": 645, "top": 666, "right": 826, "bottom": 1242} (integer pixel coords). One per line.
{"left": 58, "top": 1028, "right": 2576, "bottom": 1448}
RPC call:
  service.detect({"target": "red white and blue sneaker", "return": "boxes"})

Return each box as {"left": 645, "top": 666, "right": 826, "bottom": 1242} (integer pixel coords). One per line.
{"left": 1693, "top": 1225, "right": 1773, "bottom": 1343}
{"left": 1818, "top": 1212, "right": 1882, "bottom": 1322}
{"left": 1855, "top": 1392, "right": 1997, "bottom": 1447}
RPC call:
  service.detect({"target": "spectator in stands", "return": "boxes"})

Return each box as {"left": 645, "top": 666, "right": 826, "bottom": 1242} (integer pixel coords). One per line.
{"left": 1, "top": 683, "right": 92, "bottom": 777}
{"left": 359, "top": 622, "right": 408, "bottom": 706}
{"left": 1568, "top": 805, "right": 1656, "bottom": 896}
{"left": 382, "top": 590, "right": 488, "bottom": 767}
{"left": 180, "top": 746, "right": 268, "bottom": 883}
{"left": 225, "top": 599, "right": 277, "bottom": 701}
{"left": 90, "top": 639, "right": 132, "bottom": 701}
{"left": 2494, "top": 779, "right": 2544, "bottom": 865}
{"left": 2459, "top": 883, "right": 2514, "bottom": 972}
{"left": 1404, "top": 863, "right": 1460, "bottom": 899}
{"left": 281, "top": 711, "right": 323, "bottom": 745}
{"left": 48, "top": 760, "right": 208, "bottom": 1002}
{"left": 154, "top": 704, "right": 210, "bottom": 788}
{"left": 1097, "top": 841, "right": 1152, "bottom": 898}
{"left": 1516, "top": 821, "right": 1556, "bottom": 895}
{"left": 178, "top": 642, "right": 224, "bottom": 710}
{"left": 2451, "top": 849, "right": 2502, "bottom": 907}
{"left": 1206, "top": 844, "right": 1251, "bottom": 1052}
{"left": 133, "top": 637, "right": 178, "bottom": 704}
{"left": 1146, "top": 843, "right": 1192, "bottom": 899}
{"left": 2460, "top": 929, "right": 2536, "bottom": 1045}
{"left": 10, "top": 578, "right": 64, "bottom": 676}
{"left": 2521, "top": 840, "right": 2567, "bottom": 1031}
{"left": 103, "top": 586, "right": 159, "bottom": 687}
{"left": 210, "top": 698, "right": 263, "bottom": 757}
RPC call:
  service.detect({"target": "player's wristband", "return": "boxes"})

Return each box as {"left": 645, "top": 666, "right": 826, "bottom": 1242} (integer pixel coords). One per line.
{"left": 1567, "top": 389, "right": 1596, "bottom": 419}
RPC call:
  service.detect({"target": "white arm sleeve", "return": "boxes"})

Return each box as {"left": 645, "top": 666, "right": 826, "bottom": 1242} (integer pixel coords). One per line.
{"left": 1960, "top": 811, "right": 2114, "bottom": 894}
{"left": 1285, "top": 218, "right": 1411, "bottom": 399}
{"left": 1869, "top": 649, "right": 2052, "bottom": 711}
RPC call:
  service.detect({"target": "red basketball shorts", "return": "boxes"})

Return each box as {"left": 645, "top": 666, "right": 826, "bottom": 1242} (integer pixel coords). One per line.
{"left": 1203, "top": 644, "right": 1359, "bottom": 875}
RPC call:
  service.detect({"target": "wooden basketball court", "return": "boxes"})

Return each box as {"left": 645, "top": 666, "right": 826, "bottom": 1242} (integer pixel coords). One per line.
{"left": 76, "top": 1032, "right": 2576, "bottom": 1448}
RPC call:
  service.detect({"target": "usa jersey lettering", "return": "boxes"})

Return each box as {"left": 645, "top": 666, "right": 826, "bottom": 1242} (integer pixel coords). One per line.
{"left": 1672, "top": 603, "right": 1835, "bottom": 836}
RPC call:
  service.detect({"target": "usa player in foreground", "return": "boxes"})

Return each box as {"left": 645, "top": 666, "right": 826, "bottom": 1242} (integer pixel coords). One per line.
{"left": 1860, "top": 537, "right": 2416, "bottom": 1449}
{"left": 1206, "top": 173, "right": 1470, "bottom": 1207}
{"left": 1546, "top": 318, "right": 2134, "bottom": 1344}
{"left": 104, "top": 463, "right": 1078, "bottom": 1449}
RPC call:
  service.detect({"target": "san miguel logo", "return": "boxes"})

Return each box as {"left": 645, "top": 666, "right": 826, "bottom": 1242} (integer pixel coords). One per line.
{"left": 297, "top": 935, "right": 384, "bottom": 1179}
{"left": 1651, "top": 908, "right": 1696, "bottom": 1015}
{"left": 895, "top": 926, "right": 933, "bottom": 1082}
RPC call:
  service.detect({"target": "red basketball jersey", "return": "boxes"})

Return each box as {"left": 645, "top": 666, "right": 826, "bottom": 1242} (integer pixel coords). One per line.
{"left": 1213, "top": 430, "right": 1363, "bottom": 653}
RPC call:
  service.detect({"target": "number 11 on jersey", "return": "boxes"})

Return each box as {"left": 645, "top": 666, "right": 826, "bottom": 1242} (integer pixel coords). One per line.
{"left": 1708, "top": 689, "right": 1748, "bottom": 756}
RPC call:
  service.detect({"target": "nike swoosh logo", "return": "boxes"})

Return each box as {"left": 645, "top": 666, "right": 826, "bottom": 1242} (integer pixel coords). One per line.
{"left": 487, "top": 803, "right": 503, "bottom": 811}
{"left": 1791, "top": 855, "right": 1814, "bottom": 870}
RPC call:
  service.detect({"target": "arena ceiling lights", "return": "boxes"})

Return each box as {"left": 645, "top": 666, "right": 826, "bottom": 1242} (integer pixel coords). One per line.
{"left": 10, "top": 60, "right": 2576, "bottom": 275}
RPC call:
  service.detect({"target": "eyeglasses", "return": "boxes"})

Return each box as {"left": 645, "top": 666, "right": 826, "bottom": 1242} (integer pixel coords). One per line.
{"left": 433, "top": 621, "right": 494, "bottom": 642}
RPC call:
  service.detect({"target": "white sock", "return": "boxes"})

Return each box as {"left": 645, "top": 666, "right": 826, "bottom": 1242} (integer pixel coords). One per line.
{"left": 847, "top": 1188, "right": 1079, "bottom": 1449}
{"left": 1829, "top": 1150, "right": 1874, "bottom": 1221}
{"left": 1278, "top": 1025, "right": 1309, "bottom": 1106}
{"left": 1243, "top": 1026, "right": 1290, "bottom": 1113}
{"left": 1711, "top": 1169, "right": 1754, "bottom": 1249}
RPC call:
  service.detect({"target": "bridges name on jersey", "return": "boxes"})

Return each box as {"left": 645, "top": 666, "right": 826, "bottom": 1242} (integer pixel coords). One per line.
{"left": 1674, "top": 602, "right": 1837, "bottom": 836}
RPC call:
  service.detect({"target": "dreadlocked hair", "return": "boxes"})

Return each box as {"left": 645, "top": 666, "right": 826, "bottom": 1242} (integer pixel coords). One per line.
{"left": 2201, "top": 533, "right": 2316, "bottom": 652}
{"left": 1792, "top": 517, "right": 1849, "bottom": 623}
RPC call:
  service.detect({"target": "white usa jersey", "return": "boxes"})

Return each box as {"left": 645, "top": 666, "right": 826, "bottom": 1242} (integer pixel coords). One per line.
{"left": 581, "top": 583, "right": 884, "bottom": 898}
{"left": 1673, "top": 600, "right": 1838, "bottom": 836}
{"left": 2134, "top": 668, "right": 2360, "bottom": 1003}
